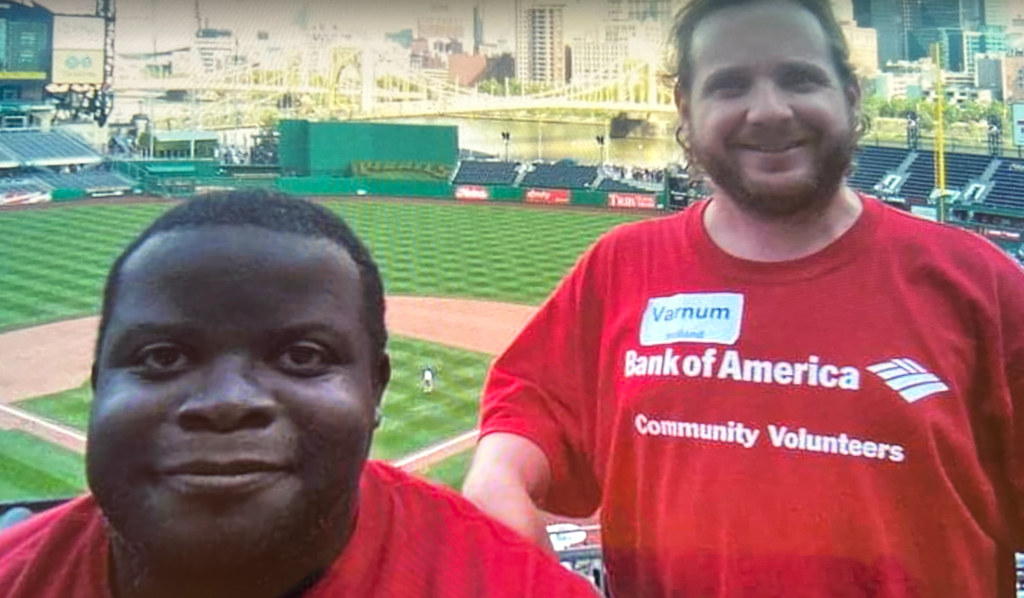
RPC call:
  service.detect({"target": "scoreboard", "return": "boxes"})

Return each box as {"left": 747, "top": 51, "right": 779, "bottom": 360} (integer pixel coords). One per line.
{"left": 0, "top": 3, "right": 51, "bottom": 81}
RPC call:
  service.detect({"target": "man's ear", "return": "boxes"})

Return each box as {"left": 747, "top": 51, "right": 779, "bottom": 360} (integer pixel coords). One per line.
{"left": 674, "top": 83, "right": 691, "bottom": 129}
{"left": 674, "top": 83, "right": 693, "bottom": 147}
{"left": 846, "top": 81, "right": 862, "bottom": 124}
{"left": 374, "top": 352, "right": 391, "bottom": 399}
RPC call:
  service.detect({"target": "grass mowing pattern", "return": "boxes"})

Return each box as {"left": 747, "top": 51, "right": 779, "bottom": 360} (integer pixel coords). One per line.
{"left": 0, "top": 199, "right": 647, "bottom": 332}
{"left": 14, "top": 338, "right": 491, "bottom": 492}
{"left": 0, "top": 431, "right": 85, "bottom": 501}
{"left": 15, "top": 382, "right": 92, "bottom": 431}
{"left": 2, "top": 199, "right": 650, "bottom": 499}
{"left": 369, "top": 337, "right": 491, "bottom": 461}
{"left": 0, "top": 204, "right": 171, "bottom": 331}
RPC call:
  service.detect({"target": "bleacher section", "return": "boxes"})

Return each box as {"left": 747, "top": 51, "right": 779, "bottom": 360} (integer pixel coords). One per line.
{"left": 983, "top": 158, "right": 1024, "bottom": 212}
{"left": 944, "top": 153, "right": 992, "bottom": 191}
{"left": 0, "top": 167, "right": 137, "bottom": 205}
{"left": 32, "top": 169, "right": 136, "bottom": 193}
{"left": 452, "top": 160, "right": 519, "bottom": 186}
{"left": 898, "top": 152, "right": 935, "bottom": 202}
{"left": 520, "top": 162, "right": 599, "bottom": 189}
{"left": 0, "top": 130, "right": 101, "bottom": 167}
{"left": 0, "top": 176, "right": 49, "bottom": 204}
{"left": 848, "top": 146, "right": 908, "bottom": 193}
{"left": 597, "top": 178, "right": 651, "bottom": 193}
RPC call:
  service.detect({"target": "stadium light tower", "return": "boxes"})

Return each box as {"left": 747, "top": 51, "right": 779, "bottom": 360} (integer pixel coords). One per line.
{"left": 97, "top": 0, "right": 115, "bottom": 125}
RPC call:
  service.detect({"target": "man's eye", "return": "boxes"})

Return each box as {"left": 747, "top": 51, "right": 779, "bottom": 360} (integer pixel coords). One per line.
{"left": 782, "top": 70, "right": 823, "bottom": 89}
{"left": 278, "top": 342, "right": 333, "bottom": 374}
{"left": 137, "top": 344, "right": 189, "bottom": 373}
{"left": 708, "top": 78, "right": 747, "bottom": 97}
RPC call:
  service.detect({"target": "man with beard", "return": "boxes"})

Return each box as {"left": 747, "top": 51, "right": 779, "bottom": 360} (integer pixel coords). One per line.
{"left": 462, "top": 0, "right": 1024, "bottom": 596}
{"left": 0, "top": 192, "right": 599, "bottom": 598}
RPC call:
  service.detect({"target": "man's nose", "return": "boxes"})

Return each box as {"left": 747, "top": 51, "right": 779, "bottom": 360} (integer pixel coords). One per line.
{"left": 176, "top": 356, "right": 277, "bottom": 433}
{"left": 746, "top": 81, "right": 794, "bottom": 125}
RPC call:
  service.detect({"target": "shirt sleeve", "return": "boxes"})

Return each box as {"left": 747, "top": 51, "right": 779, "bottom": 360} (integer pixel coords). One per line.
{"left": 998, "top": 258, "right": 1024, "bottom": 550}
{"left": 479, "top": 243, "right": 606, "bottom": 518}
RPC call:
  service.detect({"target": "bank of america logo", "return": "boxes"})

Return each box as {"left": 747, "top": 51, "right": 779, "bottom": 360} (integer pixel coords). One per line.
{"left": 867, "top": 359, "right": 949, "bottom": 403}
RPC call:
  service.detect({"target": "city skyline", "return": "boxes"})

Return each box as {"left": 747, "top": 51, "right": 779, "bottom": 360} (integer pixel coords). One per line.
{"left": 35, "top": 0, "right": 611, "bottom": 54}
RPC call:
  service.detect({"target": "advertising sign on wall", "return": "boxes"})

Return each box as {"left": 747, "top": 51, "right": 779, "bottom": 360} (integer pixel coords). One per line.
{"left": 52, "top": 15, "right": 105, "bottom": 85}
{"left": 1013, "top": 103, "right": 1024, "bottom": 147}
{"left": 525, "top": 188, "right": 570, "bottom": 205}
{"left": 455, "top": 185, "right": 489, "bottom": 201}
{"left": 608, "top": 193, "right": 657, "bottom": 210}
{"left": 52, "top": 50, "right": 104, "bottom": 84}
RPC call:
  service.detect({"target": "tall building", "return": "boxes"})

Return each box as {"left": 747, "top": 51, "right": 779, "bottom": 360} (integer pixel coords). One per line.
{"left": 473, "top": 4, "right": 484, "bottom": 54}
{"left": 907, "top": 0, "right": 964, "bottom": 63}
{"left": 833, "top": 0, "right": 876, "bottom": 75}
{"left": 570, "top": 32, "right": 627, "bottom": 83}
{"left": 418, "top": 5, "right": 465, "bottom": 41}
{"left": 832, "top": 0, "right": 855, "bottom": 24}
{"left": 607, "top": 0, "right": 674, "bottom": 23}
{"left": 852, "top": 0, "right": 872, "bottom": 27}
{"left": 869, "top": 0, "right": 911, "bottom": 65}
{"left": 843, "top": 24, "right": 879, "bottom": 76}
{"left": 984, "top": 0, "right": 1010, "bottom": 28}
{"left": 959, "top": 26, "right": 1009, "bottom": 76}
{"left": 515, "top": 0, "right": 565, "bottom": 84}
{"left": 868, "top": 0, "right": 986, "bottom": 67}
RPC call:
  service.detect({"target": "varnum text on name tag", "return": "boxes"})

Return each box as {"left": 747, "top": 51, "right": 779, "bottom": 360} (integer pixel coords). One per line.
{"left": 639, "top": 293, "right": 744, "bottom": 346}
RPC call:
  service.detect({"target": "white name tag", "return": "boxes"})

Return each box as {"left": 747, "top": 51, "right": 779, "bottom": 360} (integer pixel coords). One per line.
{"left": 639, "top": 293, "right": 744, "bottom": 346}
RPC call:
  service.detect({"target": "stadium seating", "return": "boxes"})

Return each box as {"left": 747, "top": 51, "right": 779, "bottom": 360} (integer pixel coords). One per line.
{"left": 0, "top": 176, "right": 50, "bottom": 203}
{"left": 983, "top": 158, "right": 1024, "bottom": 211}
{"left": 944, "top": 153, "right": 993, "bottom": 191}
{"left": 848, "top": 146, "right": 909, "bottom": 193}
{"left": 0, "top": 130, "right": 101, "bottom": 167}
{"left": 898, "top": 152, "right": 936, "bottom": 202}
{"left": 597, "top": 178, "right": 652, "bottom": 193}
{"left": 452, "top": 160, "right": 520, "bottom": 186}
{"left": 32, "top": 169, "right": 136, "bottom": 192}
{"left": 520, "top": 162, "right": 599, "bottom": 189}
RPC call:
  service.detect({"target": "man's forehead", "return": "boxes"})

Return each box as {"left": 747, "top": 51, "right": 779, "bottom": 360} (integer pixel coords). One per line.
{"left": 690, "top": 2, "right": 831, "bottom": 73}
{"left": 122, "top": 227, "right": 353, "bottom": 279}
{"left": 114, "top": 227, "right": 360, "bottom": 319}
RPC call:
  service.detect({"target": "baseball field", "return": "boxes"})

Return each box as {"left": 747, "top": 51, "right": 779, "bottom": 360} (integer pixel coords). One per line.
{"left": 0, "top": 198, "right": 651, "bottom": 502}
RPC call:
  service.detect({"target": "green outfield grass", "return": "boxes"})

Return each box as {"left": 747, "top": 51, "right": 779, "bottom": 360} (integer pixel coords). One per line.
{"left": 0, "top": 431, "right": 85, "bottom": 501}
{"left": 0, "top": 199, "right": 647, "bottom": 332}
{"left": 1, "top": 198, "right": 651, "bottom": 502}
{"left": 421, "top": 450, "right": 475, "bottom": 491}
{"left": 17, "top": 382, "right": 92, "bottom": 431}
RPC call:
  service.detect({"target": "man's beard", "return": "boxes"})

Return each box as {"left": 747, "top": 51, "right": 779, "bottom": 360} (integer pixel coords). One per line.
{"left": 692, "top": 129, "right": 857, "bottom": 219}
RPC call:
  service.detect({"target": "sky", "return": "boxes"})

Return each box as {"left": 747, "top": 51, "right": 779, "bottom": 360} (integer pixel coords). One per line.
{"left": 36, "top": 0, "right": 603, "bottom": 54}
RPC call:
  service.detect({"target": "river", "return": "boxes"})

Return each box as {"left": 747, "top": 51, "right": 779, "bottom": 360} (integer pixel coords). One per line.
{"left": 388, "top": 116, "right": 683, "bottom": 168}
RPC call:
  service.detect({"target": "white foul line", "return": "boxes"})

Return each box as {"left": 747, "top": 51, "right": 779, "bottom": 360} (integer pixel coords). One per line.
{"left": 0, "top": 403, "right": 87, "bottom": 444}
{"left": 393, "top": 429, "right": 479, "bottom": 469}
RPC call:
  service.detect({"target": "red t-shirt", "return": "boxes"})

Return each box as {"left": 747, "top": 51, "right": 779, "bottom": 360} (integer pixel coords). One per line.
{"left": 481, "top": 196, "right": 1024, "bottom": 597}
{"left": 0, "top": 461, "right": 598, "bottom": 597}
